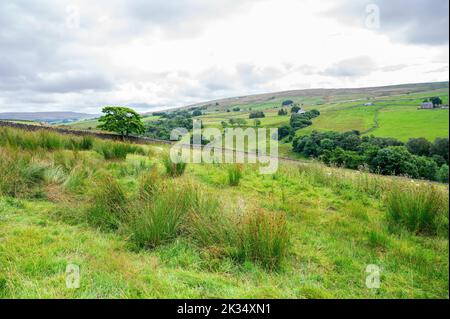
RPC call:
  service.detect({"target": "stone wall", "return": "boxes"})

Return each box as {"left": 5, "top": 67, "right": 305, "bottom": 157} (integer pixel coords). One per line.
{"left": 0, "top": 120, "right": 173, "bottom": 145}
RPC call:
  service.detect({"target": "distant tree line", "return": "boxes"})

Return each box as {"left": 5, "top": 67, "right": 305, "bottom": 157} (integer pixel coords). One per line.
{"left": 277, "top": 109, "right": 321, "bottom": 141}
{"left": 292, "top": 130, "right": 449, "bottom": 182}
{"left": 145, "top": 110, "right": 194, "bottom": 140}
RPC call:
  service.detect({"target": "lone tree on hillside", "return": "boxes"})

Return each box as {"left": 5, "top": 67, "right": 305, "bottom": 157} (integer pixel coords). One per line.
{"left": 98, "top": 106, "right": 145, "bottom": 139}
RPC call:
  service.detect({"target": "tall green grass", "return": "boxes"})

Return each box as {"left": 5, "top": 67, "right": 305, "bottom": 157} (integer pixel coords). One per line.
{"left": 87, "top": 174, "right": 128, "bottom": 230}
{"left": 96, "top": 141, "right": 146, "bottom": 161}
{"left": 127, "top": 179, "right": 199, "bottom": 248}
{"left": 386, "top": 183, "right": 449, "bottom": 237}
{"left": 163, "top": 153, "right": 187, "bottom": 177}
{"left": 237, "top": 210, "right": 289, "bottom": 270}
{"left": 0, "top": 147, "right": 46, "bottom": 198}
{"left": 0, "top": 127, "right": 93, "bottom": 151}
{"left": 228, "top": 164, "right": 243, "bottom": 186}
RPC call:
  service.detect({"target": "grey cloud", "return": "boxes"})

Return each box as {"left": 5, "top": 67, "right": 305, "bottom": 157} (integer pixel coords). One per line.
{"left": 125, "top": 0, "right": 260, "bottom": 37}
{"left": 322, "top": 56, "right": 376, "bottom": 77}
{"left": 330, "top": 0, "right": 449, "bottom": 46}
{"left": 381, "top": 64, "right": 409, "bottom": 72}
{"left": 33, "top": 71, "right": 114, "bottom": 93}
{"left": 426, "top": 66, "right": 449, "bottom": 73}
{"left": 0, "top": 0, "right": 264, "bottom": 112}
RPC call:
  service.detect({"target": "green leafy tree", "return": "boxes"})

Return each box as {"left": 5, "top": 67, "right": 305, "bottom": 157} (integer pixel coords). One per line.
{"left": 406, "top": 138, "right": 432, "bottom": 156}
{"left": 437, "top": 164, "right": 449, "bottom": 183}
{"left": 370, "top": 146, "right": 419, "bottom": 177}
{"left": 98, "top": 106, "right": 145, "bottom": 138}
{"left": 291, "top": 105, "right": 300, "bottom": 113}
{"left": 431, "top": 138, "right": 449, "bottom": 164}
{"left": 431, "top": 97, "right": 443, "bottom": 106}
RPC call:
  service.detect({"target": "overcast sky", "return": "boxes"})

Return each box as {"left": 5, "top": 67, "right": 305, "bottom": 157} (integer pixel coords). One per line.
{"left": 0, "top": 0, "right": 448, "bottom": 113}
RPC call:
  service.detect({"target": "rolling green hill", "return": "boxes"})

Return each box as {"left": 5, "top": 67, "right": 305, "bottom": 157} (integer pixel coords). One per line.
{"left": 64, "top": 82, "right": 449, "bottom": 146}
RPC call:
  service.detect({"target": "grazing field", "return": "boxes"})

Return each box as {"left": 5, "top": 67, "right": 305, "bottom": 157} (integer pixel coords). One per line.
{"left": 0, "top": 127, "right": 448, "bottom": 298}
{"left": 296, "top": 89, "right": 449, "bottom": 141}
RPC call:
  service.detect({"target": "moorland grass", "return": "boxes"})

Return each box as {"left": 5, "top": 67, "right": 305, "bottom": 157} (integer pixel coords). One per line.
{"left": 163, "top": 152, "right": 187, "bottom": 177}
{"left": 0, "top": 147, "right": 46, "bottom": 197}
{"left": 386, "top": 183, "right": 449, "bottom": 237}
{"left": 0, "top": 127, "right": 448, "bottom": 298}
{"left": 87, "top": 174, "right": 128, "bottom": 230}
{"left": 228, "top": 164, "right": 243, "bottom": 186}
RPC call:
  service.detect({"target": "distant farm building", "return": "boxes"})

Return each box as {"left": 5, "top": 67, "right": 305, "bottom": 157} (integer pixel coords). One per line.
{"left": 420, "top": 102, "right": 434, "bottom": 109}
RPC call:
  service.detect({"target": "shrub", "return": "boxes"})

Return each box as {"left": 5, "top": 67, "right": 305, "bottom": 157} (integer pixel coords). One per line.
{"left": 437, "top": 164, "right": 449, "bottom": 183}
{"left": 87, "top": 175, "right": 128, "bottom": 230}
{"left": 228, "top": 164, "right": 243, "bottom": 186}
{"left": 237, "top": 210, "right": 289, "bottom": 270}
{"left": 163, "top": 153, "right": 187, "bottom": 177}
{"left": 386, "top": 184, "right": 449, "bottom": 237}
{"left": 249, "top": 111, "right": 265, "bottom": 119}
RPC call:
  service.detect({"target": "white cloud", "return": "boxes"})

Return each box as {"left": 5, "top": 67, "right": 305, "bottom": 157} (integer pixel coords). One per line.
{"left": 0, "top": 0, "right": 448, "bottom": 113}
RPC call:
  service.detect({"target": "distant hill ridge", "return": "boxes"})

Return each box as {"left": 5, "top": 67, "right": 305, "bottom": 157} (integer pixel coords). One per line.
{"left": 0, "top": 112, "right": 97, "bottom": 122}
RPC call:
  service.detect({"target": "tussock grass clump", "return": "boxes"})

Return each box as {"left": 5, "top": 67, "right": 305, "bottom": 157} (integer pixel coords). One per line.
{"left": 96, "top": 141, "right": 146, "bottom": 161}
{"left": 63, "top": 165, "right": 92, "bottom": 193}
{"left": 88, "top": 174, "right": 128, "bottom": 230}
{"left": 386, "top": 184, "right": 449, "bottom": 237}
{"left": 127, "top": 179, "right": 199, "bottom": 248}
{"left": 228, "top": 164, "right": 243, "bottom": 186}
{"left": 163, "top": 153, "right": 187, "bottom": 177}
{"left": 37, "top": 131, "right": 64, "bottom": 150}
{"left": 137, "top": 170, "right": 160, "bottom": 199}
{"left": 0, "top": 147, "right": 46, "bottom": 197}
{"left": 97, "top": 142, "right": 128, "bottom": 160}
{"left": 187, "top": 196, "right": 235, "bottom": 249}
{"left": 67, "top": 136, "right": 94, "bottom": 151}
{"left": 43, "top": 165, "right": 68, "bottom": 185}
{"left": 237, "top": 210, "right": 289, "bottom": 270}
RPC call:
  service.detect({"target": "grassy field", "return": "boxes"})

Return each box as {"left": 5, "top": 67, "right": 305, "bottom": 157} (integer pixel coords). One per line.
{"left": 296, "top": 89, "right": 449, "bottom": 141}
{"left": 0, "top": 127, "right": 448, "bottom": 298}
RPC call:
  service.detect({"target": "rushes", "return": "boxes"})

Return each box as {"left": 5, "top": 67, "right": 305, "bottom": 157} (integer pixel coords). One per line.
{"left": 0, "top": 147, "right": 46, "bottom": 197}
{"left": 228, "top": 164, "right": 243, "bottom": 186}
{"left": 386, "top": 183, "right": 449, "bottom": 237}
{"left": 127, "top": 179, "right": 198, "bottom": 248}
{"left": 87, "top": 174, "right": 128, "bottom": 230}
{"left": 237, "top": 210, "right": 289, "bottom": 270}
{"left": 163, "top": 153, "right": 187, "bottom": 177}
{"left": 96, "top": 141, "right": 146, "bottom": 161}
